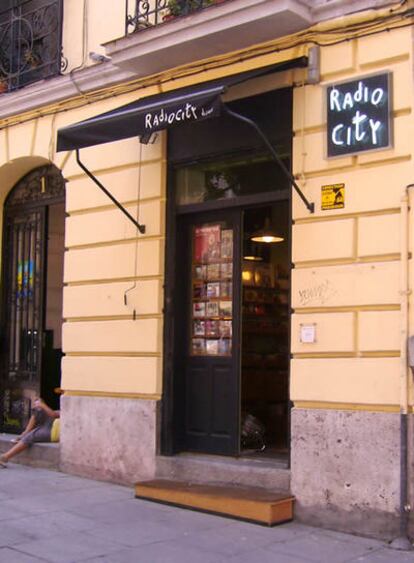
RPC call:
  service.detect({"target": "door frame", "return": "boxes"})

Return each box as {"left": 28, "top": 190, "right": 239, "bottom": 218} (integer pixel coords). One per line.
{"left": 0, "top": 166, "right": 65, "bottom": 432}
{"left": 161, "top": 158, "right": 292, "bottom": 458}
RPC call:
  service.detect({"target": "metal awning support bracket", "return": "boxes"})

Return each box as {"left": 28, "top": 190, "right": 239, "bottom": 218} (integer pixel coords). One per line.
{"left": 75, "top": 149, "right": 146, "bottom": 234}
{"left": 223, "top": 105, "right": 314, "bottom": 214}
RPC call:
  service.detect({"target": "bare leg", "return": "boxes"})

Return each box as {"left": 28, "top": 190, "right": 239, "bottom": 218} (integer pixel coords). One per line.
{"left": 1, "top": 441, "right": 28, "bottom": 463}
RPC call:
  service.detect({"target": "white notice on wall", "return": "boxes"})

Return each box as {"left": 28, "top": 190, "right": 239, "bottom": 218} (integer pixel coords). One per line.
{"left": 300, "top": 324, "right": 316, "bottom": 344}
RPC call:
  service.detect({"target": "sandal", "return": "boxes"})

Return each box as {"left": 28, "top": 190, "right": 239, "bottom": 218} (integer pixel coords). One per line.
{"left": 0, "top": 456, "right": 7, "bottom": 468}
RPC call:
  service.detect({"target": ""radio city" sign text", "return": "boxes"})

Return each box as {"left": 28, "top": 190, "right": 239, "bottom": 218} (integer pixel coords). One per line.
{"left": 143, "top": 100, "right": 219, "bottom": 133}
{"left": 327, "top": 73, "right": 391, "bottom": 157}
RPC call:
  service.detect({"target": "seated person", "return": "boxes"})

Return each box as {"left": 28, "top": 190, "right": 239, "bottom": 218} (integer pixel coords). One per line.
{"left": 0, "top": 396, "right": 60, "bottom": 468}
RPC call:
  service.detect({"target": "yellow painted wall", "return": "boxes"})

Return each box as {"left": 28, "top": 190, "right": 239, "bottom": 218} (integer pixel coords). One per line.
{"left": 60, "top": 124, "right": 166, "bottom": 397}
{"left": 0, "top": 81, "right": 167, "bottom": 398}
{"left": 62, "top": 0, "right": 125, "bottom": 72}
{"left": 291, "top": 26, "right": 414, "bottom": 410}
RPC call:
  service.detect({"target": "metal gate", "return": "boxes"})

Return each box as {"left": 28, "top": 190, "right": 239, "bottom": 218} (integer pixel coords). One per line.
{"left": 0, "top": 165, "right": 65, "bottom": 432}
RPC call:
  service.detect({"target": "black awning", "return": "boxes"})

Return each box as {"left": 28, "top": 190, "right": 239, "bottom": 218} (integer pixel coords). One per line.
{"left": 56, "top": 57, "right": 307, "bottom": 152}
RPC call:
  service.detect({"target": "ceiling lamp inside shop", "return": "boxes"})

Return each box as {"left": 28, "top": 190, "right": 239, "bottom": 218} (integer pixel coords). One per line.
{"left": 250, "top": 218, "right": 284, "bottom": 244}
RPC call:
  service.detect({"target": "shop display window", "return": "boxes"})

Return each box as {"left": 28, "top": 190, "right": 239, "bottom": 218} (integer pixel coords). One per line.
{"left": 190, "top": 222, "right": 233, "bottom": 357}
{"left": 175, "top": 155, "right": 289, "bottom": 206}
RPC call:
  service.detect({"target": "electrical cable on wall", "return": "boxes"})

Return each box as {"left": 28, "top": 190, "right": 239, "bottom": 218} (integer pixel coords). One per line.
{"left": 124, "top": 142, "right": 144, "bottom": 320}
{"left": 69, "top": 0, "right": 89, "bottom": 98}
{"left": 299, "top": 79, "right": 307, "bottom": 187}
{"left": 48, "top": 113, "right": 57, "bottom": 163}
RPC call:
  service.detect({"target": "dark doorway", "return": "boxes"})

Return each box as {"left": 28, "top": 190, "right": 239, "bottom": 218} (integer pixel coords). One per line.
{"left": 0, "top": 165, "right": 65, "bottom": 432}
{"left": 241, "top": 203, "right": 290, "bottom": 459}
{"left": 163, "top": 86, "right": 293, "bottom": 459}
{"left": 165, "top": 154, "right": 291, "bottom": 457}
{"left": 170, "top": 200, "right": 290, "bottom": 457}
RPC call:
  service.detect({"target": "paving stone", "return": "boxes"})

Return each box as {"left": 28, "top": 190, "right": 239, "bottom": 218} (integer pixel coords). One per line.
{"left": 4, "top": 511, "right": 100, "bottom": 542}
{"left": 0, "top": 484, "right": 128, "bottom": 519}
{"left": 266, "top": 532, "right": 383, "bottom": 563}
{"left": 318, "top": 528, "right": 385, "bottom": 549}
{"left": 83, "top": 540, "right": 228, "bottom": 563}
{"left": 176, "top": 520, "right": 310, "bottom": 557}
{"left": 227, "top": 545, "right": 312, "bottom": 562}
{"left": 0, "top": 504, "right": 31, "bottom": 523}
{"left": 0, "top": 523, "right": 38, "bottom": 548}
{"left": 349, "top": 547, "right": 414, "bottom": 562}
{"left": 84, "top": 516, "right": 217, "bottom": 549}
{"left": 68, "top": 498, "right": 171, "bottom": 525}
{"left": 14, "top": 531, "right": 121, "bottom": 563}
{"left": 0, "top": 547, "right": 47, "bottom": 563}
{"left": 224, "top": 520, "right": 313, "bottom": 543}
{"left": 2, "top": 475, "right": 110, "bottom": 499}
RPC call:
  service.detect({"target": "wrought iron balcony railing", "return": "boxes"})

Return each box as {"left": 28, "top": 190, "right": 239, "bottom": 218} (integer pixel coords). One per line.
{"left": 125, "top": 0, "right": 227, "bottom": 34}
{"left": 0, "top": 0, "right": 65, "bottom": 94}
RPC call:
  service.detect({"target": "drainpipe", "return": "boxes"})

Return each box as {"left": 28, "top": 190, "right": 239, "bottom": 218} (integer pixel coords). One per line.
{"left": 390, "top": 184, "right": 414, "bottom": 551}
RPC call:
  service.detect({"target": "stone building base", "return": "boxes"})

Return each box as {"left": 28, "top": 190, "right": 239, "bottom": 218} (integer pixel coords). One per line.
{"left": 291, "top": 408, "right": 401, "bottom": 540}
{"left": 60, "top": 397, "right": 410, "bottom": 541}
{"left": 60, "top": 395, "right": 158, "bottom": 485}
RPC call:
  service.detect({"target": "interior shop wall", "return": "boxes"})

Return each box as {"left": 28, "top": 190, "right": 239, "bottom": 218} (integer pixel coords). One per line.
{"left": 290, "top": 26, "right": 414, "bottom": 410}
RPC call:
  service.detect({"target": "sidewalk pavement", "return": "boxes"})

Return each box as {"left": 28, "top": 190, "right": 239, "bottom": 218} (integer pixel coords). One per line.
{"left": 0, "top": 464, "right": 414, "bottom": 563}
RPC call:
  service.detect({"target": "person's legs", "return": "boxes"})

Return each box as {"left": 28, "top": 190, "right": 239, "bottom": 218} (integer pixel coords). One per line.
{"left": 0, "top": 441, "right": 28, "bottom": 465}
{"left": 0, "top": 423, "right": 53, "bottom": 467}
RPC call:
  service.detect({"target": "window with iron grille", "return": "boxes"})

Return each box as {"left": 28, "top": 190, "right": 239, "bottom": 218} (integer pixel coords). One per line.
{"left": 0, "top": 0, "right": 65, "bottom": 93}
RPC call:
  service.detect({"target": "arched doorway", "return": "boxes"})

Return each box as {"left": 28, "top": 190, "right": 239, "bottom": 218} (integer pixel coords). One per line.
{"left": 0, "top": 164, "right": 65, "bottom": 433}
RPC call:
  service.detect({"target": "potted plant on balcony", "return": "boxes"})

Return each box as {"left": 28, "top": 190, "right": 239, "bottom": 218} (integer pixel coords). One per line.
{"left": 163, "top": 0, "right": 202, "bottom": 21}
{"left": 0, "top": 72, "right": 8, "bottom": 94}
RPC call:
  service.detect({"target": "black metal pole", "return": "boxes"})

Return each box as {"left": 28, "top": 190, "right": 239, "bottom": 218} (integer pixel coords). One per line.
{"left": 222, "top": 105, "right": 314, "bottom": 214}
{"left": 390, "top": 411, "right": 412, "bottom": 550}
{"left": 75, "top": 149, "right": 146, "bottom": 234}
{"left": 400, "top": 413, "right": 409, "bottom": 537}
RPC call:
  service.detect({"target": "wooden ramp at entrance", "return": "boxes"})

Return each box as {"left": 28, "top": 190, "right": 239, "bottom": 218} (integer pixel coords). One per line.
{"left": 135, "top": 479, "right": 294, "bottom": 526}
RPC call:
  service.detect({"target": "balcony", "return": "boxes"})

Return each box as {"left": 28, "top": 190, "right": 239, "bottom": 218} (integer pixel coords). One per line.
{"left": 125, "top": 0, "right": 229, "bottom": 34}
{"left": 0, "top": 0, "right": 64, "bottom": 93}
{"left": 107, "top": 0, "right": 313, "bottom": 77}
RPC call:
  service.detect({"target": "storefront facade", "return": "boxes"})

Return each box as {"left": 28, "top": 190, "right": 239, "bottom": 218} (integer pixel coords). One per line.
{"left": 0, "top": 0, "right": 413, "bottom": 540}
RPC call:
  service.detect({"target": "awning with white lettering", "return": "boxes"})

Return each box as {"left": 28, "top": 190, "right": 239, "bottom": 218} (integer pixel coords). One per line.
{"left": 56, "top": 58, "right": 307, "bottom": 152}
{"left": 56, "top": 56, "right": 314, "bottom": 228}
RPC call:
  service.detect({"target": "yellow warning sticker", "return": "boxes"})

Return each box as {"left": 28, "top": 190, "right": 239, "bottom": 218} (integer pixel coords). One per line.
{"left": 321, "top": 183, "right": 345, "bottom": 211}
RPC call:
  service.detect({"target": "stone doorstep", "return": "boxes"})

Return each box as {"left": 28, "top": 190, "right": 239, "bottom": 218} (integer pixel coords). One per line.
{"left": 156, "top": 452, "right": 291, "bottom": 492}
{"left": 0, "top": 433, "right": 60, "bottom": 471}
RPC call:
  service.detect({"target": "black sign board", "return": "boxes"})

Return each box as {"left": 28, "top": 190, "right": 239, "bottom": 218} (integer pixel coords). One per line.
{"left": 327, "top": 73, "right": 392, "bottom": 158}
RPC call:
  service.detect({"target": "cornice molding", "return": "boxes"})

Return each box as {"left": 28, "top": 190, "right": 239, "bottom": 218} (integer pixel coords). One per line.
{"left": 0, "top": 63, "right": 135, "bottom": 122}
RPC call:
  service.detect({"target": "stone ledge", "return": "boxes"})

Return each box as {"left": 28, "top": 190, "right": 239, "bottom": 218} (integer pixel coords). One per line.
{"left": 0, "top": 433, "right": 60, "bottom": 471}
{"left": 156, "top": 453, "right": 291, "bottom": 491}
